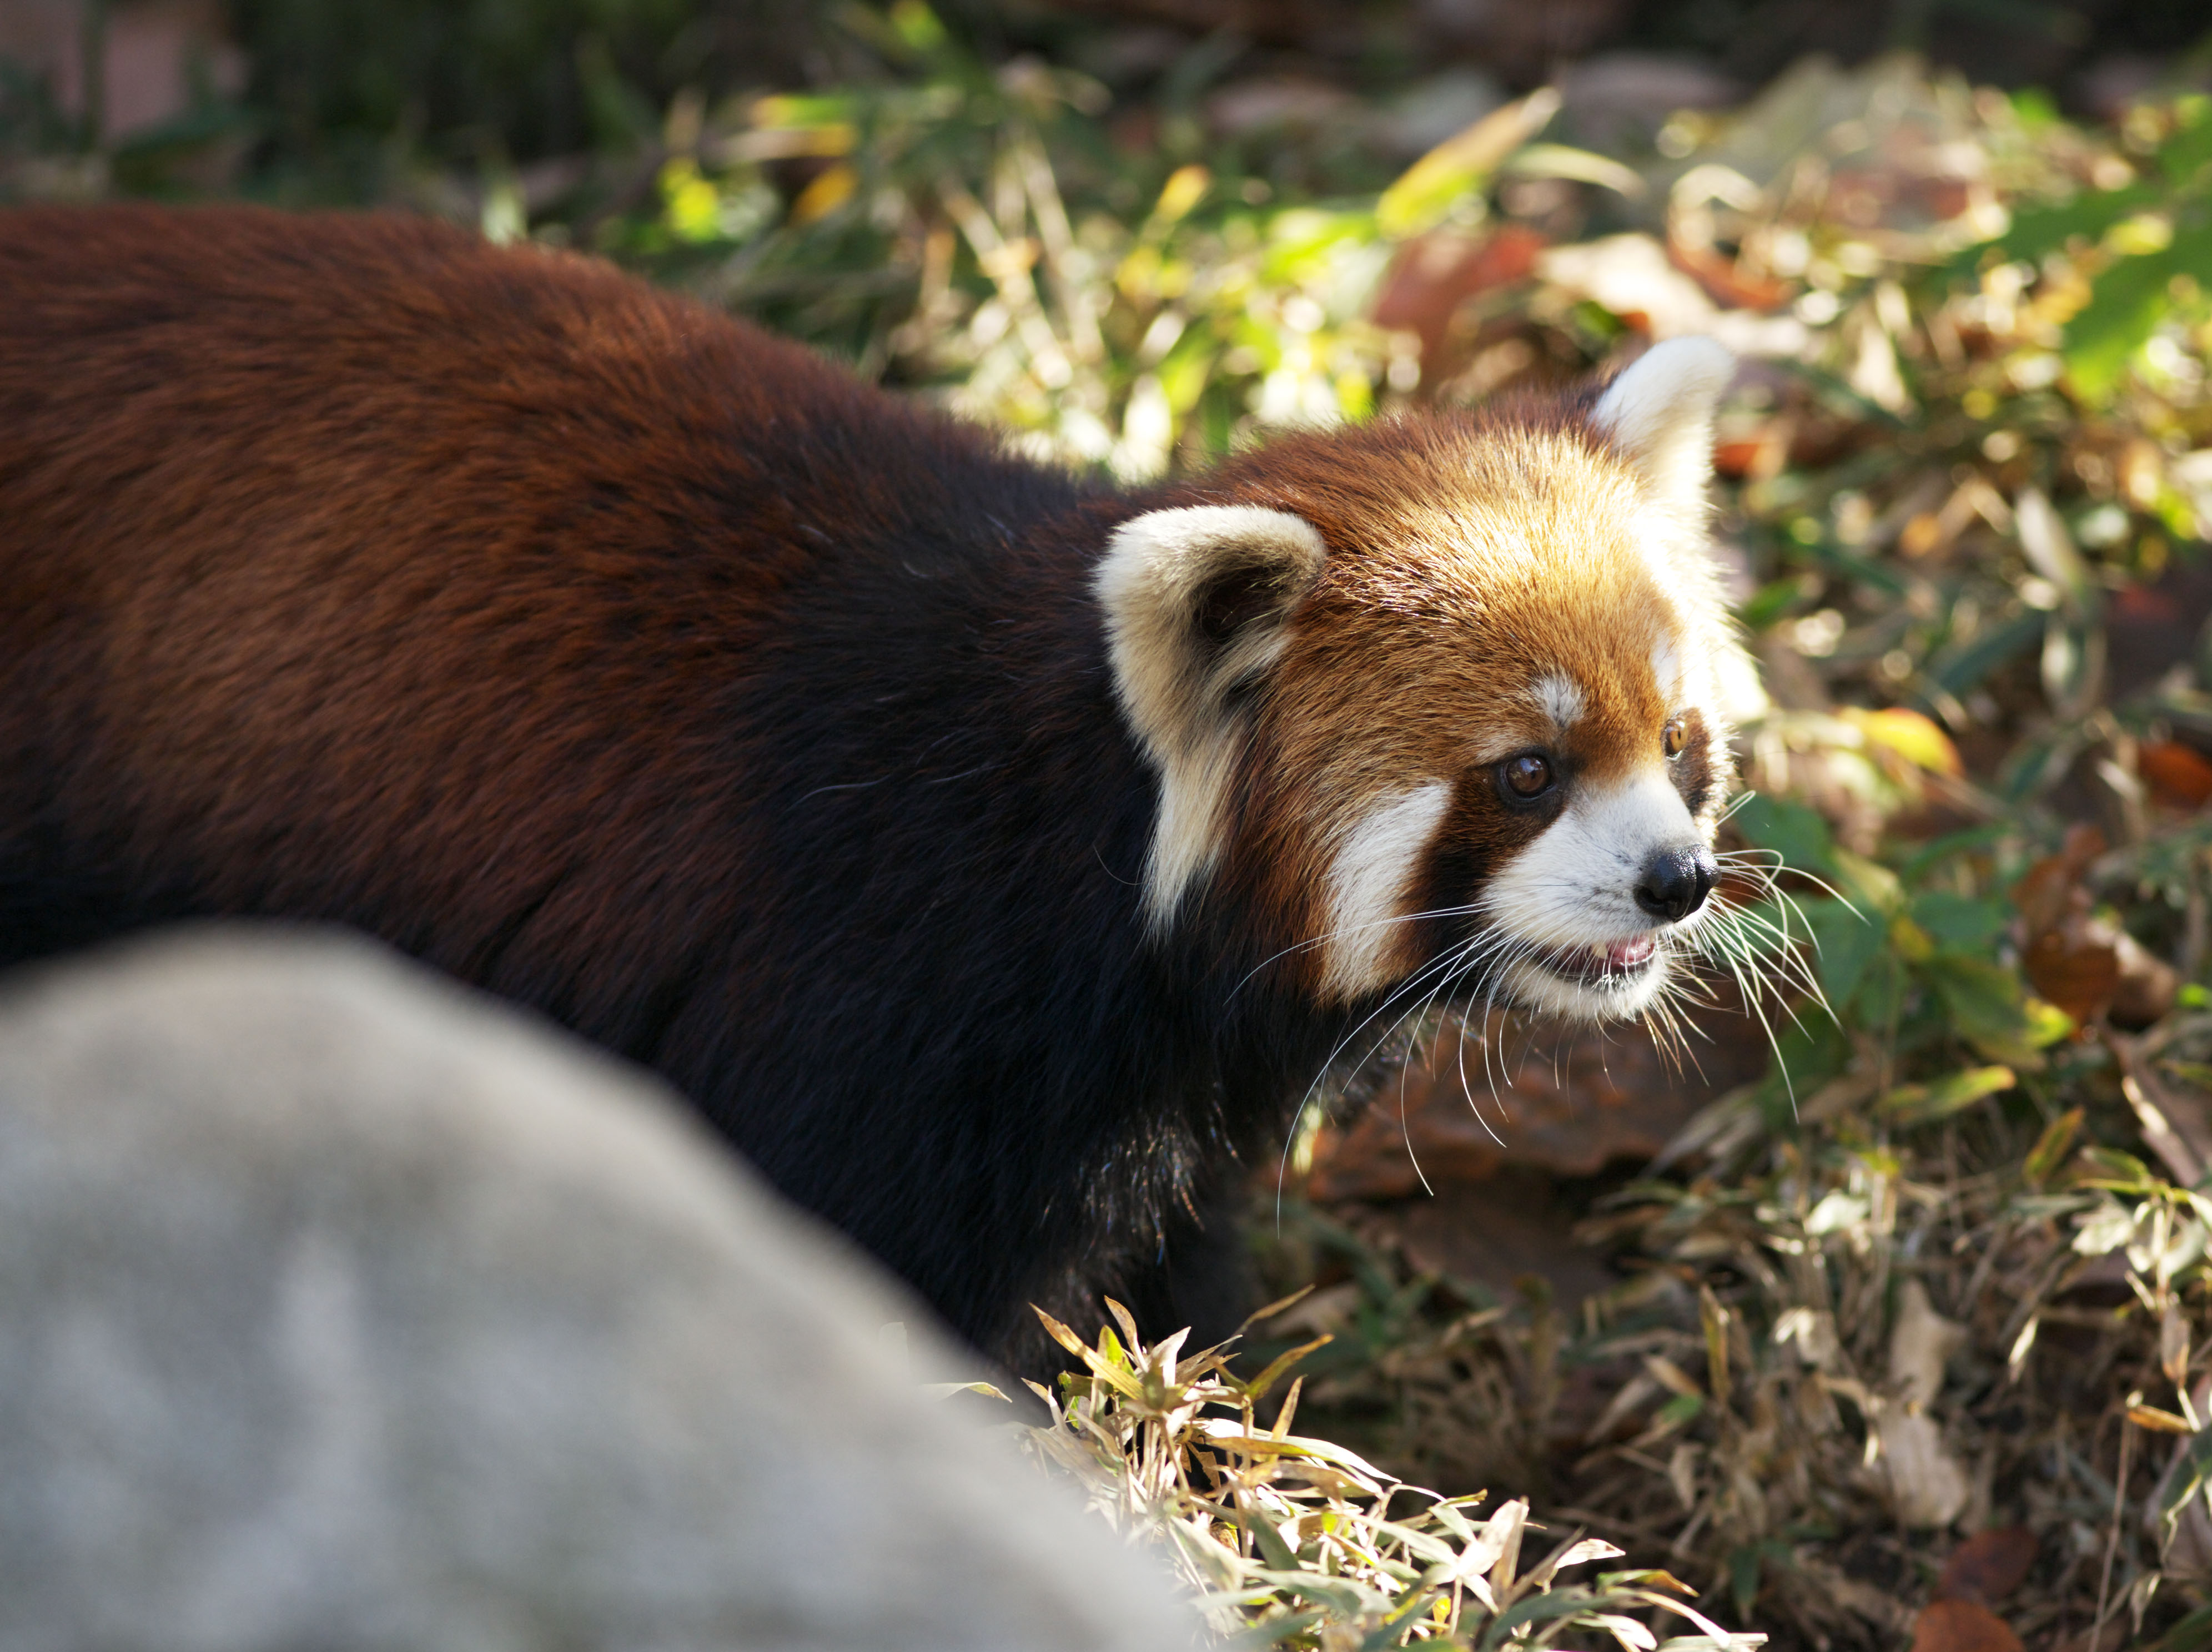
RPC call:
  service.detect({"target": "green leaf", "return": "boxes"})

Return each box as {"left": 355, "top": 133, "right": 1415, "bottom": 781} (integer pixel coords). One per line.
{"left": 1736, "top": 576, "right": 1811, "bottom": 633}
{"left": 1879, "top": 1065, "right": 2018, "bottom": 1127}
{"left": 1799, "top": 896, "right": 1881, "bottom": 1012}
{"left": 887, "top": 0, "right": 949, "bottom": 54}
{"left": 2078, "top": 1145, "right": 2156, "bottom": 1192}
{"left": 2157, "top": 96, "right": 2212, "bottom": 186}
{"left": 1895, "top": 823, "right": 2013, "bottom": 885}
{"left": 2024, "top": 1107, "right": 2084, "bottom": 1184}
{"left": 1909, "top": 891, "right": 2012, "bottom": 950}
{"left": 2063, "top": 228, "right": 2212, "bottom": 402}
{"left": 1250, "top": 1509, "right": 1301, "bottom": 1572}
{"left": 2011, "top": 86, "right": 2060, "bottom": 130}
{"left": 1212, "top": 1610, "right": 1326, "bottom": 1651}
{"left": 1923, "top": 611, "right": 2044, "bottom": 701}
{"left": 1921, "top": 953, "right": 2045, "bottom": 1067}
{"left": 1853, "top": 951, "right": 1906, "bottom": 1036}
{"left": 1729, "top": 1543, "right": 1763, "bottom": 1623}
{"left": 1375, "top": 87, "right": 1558, "bottom": 238}
{"left": 1241, "top": 1333, "right": 1334, "bottom": 1404}
{"left": 1986, "top": 180, "right": 2156, "bottom": 268}
{"left": 1248, "top": 1569, "right": 1371, "bottom": 1614}
{"left": 1502, "top": 142, "right": 1646, "bottom": 197}
{"left": 1727, "top": 794, "right": 1837, "bottom": 878}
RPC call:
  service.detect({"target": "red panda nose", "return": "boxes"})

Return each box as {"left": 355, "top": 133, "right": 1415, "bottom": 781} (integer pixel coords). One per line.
{"left": 1635, "top": 846, "right": 1717, "bottom": 923}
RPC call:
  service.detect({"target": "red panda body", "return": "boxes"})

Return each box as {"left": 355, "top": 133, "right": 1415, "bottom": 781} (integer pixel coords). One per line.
{"left": 0, "top": 205, "right": 1749, "bottom": 1368}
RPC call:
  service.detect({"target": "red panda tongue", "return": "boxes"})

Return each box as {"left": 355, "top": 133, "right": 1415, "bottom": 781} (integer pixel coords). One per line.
{"left": 1547, "top": 934, "right": 1658, "bottom": 981}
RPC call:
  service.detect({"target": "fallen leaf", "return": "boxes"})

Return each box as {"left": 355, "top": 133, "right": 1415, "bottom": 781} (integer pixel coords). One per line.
{"left": 1305, "top": 998, "right": 1768, "bottom": 1200}
{"left": 1668, "top": 231, "right": 1793, "bottom": 310}
{"left": 2022, "top": 922, "right": 2120, "bottom": 1027}
{"left": 2013, "top": 823, "right": 2105, "bottom": 936}
{"left": 2140, "top": 740, "right": 2212, "bottom": 810}
{"left": 1882, "top": 1411, "right": 1971, "bottom": 1529}
{"left": 1892, "top": 1281, "right": 1967, "bottom": 1406}
{"left": 1910, "top": 1598, "right": 2024, "bottom": 1652}
{"left": 1935, "top": 1526, "right": 2038, "bottom": 1605}
{"left": 1370, "top": 225, "right": 1547, "bottom": 372}
{"left": 1713, "top": 420, "right": 1792, "bottom": 481}
{"left": 1880, "top": 1282, "right": 1971, "bottom": 1528}
{"left": 2013, "top": 823, "right": 2176, "bottom": 1028}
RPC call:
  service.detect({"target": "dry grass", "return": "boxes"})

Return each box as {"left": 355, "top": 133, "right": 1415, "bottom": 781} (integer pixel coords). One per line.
{"left": 1014, "top": 1294, "right": 1767, "bottom": 1649}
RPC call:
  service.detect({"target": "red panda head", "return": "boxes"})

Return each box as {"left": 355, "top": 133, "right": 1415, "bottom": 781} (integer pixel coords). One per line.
{"left": 1096, "top": 338, "right": 1748, "bottom": 1025}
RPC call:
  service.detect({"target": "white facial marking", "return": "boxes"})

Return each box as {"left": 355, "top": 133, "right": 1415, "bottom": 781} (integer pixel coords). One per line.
{"left": 1482, "top": 767, "right": 1702, "bottom": 1020}
{"left": 1531, "top": 672, "right": 1586, "bottom": 731}
{"left": 1321, "top": 780, "right": 1454, "bottom": 999}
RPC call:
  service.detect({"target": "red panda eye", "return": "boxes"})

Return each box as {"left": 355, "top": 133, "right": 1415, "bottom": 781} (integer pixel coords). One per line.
{"left": 1663, "top": 719, "right": 1686, "bottom": 758}
{"left": 1499, "top": 753, "right": 1552, "bottom": 798}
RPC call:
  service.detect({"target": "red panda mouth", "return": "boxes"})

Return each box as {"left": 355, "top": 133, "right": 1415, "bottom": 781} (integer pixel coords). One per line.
{"left": 1530, "top": 934, "right": 1660, "bottom": 988}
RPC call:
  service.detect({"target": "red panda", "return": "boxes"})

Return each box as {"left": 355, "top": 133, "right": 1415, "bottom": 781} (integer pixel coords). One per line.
{"left": 0, "top": 203, "right": 1749, "bottom": 1370}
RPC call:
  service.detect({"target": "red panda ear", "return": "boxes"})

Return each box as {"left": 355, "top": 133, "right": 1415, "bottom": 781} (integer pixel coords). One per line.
{"left": 1590, "top": 336, "right": 1735, "bottom": 521}
{"left": 1094, "top": 505, "right": 1327, "bottom": 926}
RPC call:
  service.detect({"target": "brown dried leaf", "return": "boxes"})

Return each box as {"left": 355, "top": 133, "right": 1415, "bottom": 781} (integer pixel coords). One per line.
{"left": 2014, "top": 823, "right": 2106, "bottom": 937}
{"left": 1306, "top": 1001, "right": 1765, "bottom": 1200}
{"left": 1370, "top": 225, "right": 1547, "bottom": 375}
{"left": 1935, "top": 1526, "right": 2038, "bottom": 1605}
{"left": 2139, "top": 740, "right": 2212, "bottom": 810}
{"left": 2017, "top": 824, "right": 2123, "bottom": 1025}
{"left": 2023, "top": 923, "right": 2121, "bottom": 1027}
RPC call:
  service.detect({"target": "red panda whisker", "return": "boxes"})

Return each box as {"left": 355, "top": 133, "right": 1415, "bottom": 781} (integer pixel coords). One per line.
{"left": 1640, "top": 1002, "right": 1686, "bottom": 1072}
{"left": 1271, "top": 924, "right": 1504, "bottom": 1222}
{"left": 1392, "top": 945, "right": 1506, "bottom": 1196}
{"left": 1445, "top": 945, "right": 1520, "bottom": 1138}
{"left": 1449, "top": 995, "right": 1511, "bottom": 1151}
{"left": 1714, "top": 790, "right": 1761, "bottom": 827}
{"left": 1700, "top": 897, "right": 1829, "bottom": 1012}
{"left": 1701, "top": 936, "right": 1806, "bottom": 1114}
{"left": 1227, "top": 900, "right": 1494, "bottom": 1002}
{"left": 1295, "top": 933, "right": 1493, "bottom": 1201}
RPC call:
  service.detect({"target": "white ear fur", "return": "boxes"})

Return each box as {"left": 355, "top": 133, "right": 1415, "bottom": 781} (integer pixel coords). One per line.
{"left": 1591, "top": 336, "right": 1735, "bottom": 518}
{"left": 1094, "top": 504, "right": 1328, "bottom": 929}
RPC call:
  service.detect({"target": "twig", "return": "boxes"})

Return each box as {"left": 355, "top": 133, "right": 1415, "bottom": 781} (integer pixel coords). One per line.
{"left": 2094, "top": 1412, "right": 2136, "bottom": 1634}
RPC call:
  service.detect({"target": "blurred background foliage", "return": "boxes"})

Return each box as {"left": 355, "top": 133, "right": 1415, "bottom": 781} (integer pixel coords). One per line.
{"left": 19, "top": 0, "right": 2212, "bottom": 1645}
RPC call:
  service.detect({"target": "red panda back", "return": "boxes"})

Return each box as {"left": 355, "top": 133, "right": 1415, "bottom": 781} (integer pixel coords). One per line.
{"left": 1, "top": 204, "right": 1015, "bottom": 1027}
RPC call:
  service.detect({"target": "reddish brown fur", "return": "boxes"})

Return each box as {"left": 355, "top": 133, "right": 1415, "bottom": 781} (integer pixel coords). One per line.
{"left": 0, "top": 203, "right": 1737, "bottom": 1363}
{"left": 2, "top": 204, "right": 979, "bottom": 1013}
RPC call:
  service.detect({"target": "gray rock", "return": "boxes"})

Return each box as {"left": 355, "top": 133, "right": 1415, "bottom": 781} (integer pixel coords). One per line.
{"left": 0, "top": 928, "right": 1198, "bottom": 1652}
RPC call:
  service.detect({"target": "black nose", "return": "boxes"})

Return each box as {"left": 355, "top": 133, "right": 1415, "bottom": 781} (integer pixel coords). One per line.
{"left": 1635, "top": 845, "right": 1717, "bottom": 922}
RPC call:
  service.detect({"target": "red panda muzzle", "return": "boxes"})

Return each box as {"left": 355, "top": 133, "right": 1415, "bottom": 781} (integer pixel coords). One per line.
{"left": 0, "top": 203, "right": 1750, "bottom": 1372}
